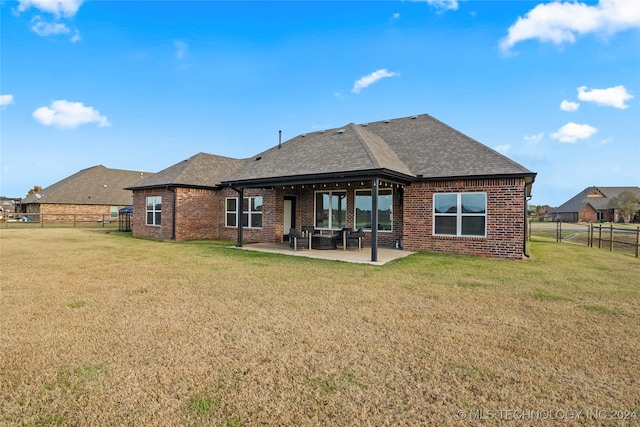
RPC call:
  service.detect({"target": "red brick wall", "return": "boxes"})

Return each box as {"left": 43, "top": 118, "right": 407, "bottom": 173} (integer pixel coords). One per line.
{"left": 38, "top": 204, "right": 124, "bottom": 222}
{"left": 578, "top": 204, "right": 597, "bottom": 223}
{"left": 131, "top": 188, "right": 174, "bottom": 240}
{"left": 217, "top": 188, "right": 274, "bottom": 243}
{"left": 174, "top": 188, "right": 219, "bottom": 240}
{"left": 403, "top": 178, "right": 526, "bottom": 259}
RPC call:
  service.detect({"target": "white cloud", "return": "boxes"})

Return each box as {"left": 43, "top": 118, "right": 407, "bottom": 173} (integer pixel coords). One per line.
{"left": 0, "top": 94, "right": 15, "bottom": 109}
{"left": 392, "top": 12, "right": 401, "bottom": 20}
{"left": 16, "top": 0, "right": 83, "bottom": 18}
{"left": 31, "top": 16, "right": 70, "bottom": 36}
{"left": 551, "top": 122, "right": 597, "bottom": 143}
{"left": 577, "top": 85, "right": 633, "bottom": 109}
{"left": 560, "top": 100, "right": 580, "bottom": 111}
{"left": 174, "top": 40, "right": 189, "bottom": 60}
{"left": 495, "top": 144, "right": 511, "bottom": 154}
{"left": 411, "top": 0, "right": 458, "bottom": 11}
{"left": 500, "top": 0, "right": 640, "bottom": 52}
{"left": 70, "top": 29, "right": 81, "bottom": 43}
{"left": 33, "top": 100, "right": 111, "bottom": 129}
{"left": 352, "top": 69, "right": 398, "bottom": 94}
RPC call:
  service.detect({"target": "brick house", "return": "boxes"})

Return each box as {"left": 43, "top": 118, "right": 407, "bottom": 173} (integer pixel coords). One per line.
{"left": 127, "top": 114, "right": 536, "bottom": 260}
{"left": 553, "top": 186, "right": 640, "bottom": 223}
{"left": 20, "top": 165, "right": 153, "bottom": 222}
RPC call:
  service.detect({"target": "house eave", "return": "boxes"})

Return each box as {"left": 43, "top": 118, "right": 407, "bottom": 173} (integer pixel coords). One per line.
{"left": 221, "top": 169, "right": 415, "bottom": 189}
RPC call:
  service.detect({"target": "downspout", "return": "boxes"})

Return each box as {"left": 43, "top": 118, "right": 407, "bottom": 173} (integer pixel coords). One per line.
{"left": 371, "top": 178, "right": 378, "bottom": 262}
{"left": 167, "top": 186, "right": 176, "bottom": 240}
{"left": 229, "top": 184, "right": 244, "bottom": 247}
{"left": 523, "top": 182, "right": 532, "bottom": 258}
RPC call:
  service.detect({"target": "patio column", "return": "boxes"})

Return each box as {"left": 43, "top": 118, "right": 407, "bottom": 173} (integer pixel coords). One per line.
{"left": 236, "top": 187, "right": 244, "bottom": 247}
{"left": 371, "top": 178, "right": 378, "bottom": 262}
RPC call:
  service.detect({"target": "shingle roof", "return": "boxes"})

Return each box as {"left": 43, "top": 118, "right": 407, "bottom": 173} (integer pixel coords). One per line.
{"left": 21, "top": 165, "right": 153, "bottom": 205}
{"left": 126, "top": 152, "right": 246, "bottom": 190}
{"left": 223, "top": 114, "right": 534, "bottom": 184}
{"left": 554, "top": 186, "right": 640, "bottom": 212}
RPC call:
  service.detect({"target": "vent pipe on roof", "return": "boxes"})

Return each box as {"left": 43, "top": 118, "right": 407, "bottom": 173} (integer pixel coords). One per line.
{"left": 278, "top": 130, "right": 282, "bottom": 149}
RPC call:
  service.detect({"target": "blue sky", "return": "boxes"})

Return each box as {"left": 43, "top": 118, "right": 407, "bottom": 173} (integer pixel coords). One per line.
{"left": 1, "top": 0, "right": 638, "bottom": 206}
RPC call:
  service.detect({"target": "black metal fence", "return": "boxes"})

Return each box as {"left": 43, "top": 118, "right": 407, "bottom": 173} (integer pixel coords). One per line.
{"left": 1, "top": 213, "right": 120, "bottom": 230}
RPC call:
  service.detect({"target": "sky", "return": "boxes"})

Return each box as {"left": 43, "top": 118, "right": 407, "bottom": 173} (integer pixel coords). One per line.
{"left": 1, "top": 0, "right": 639, "bottom": 207}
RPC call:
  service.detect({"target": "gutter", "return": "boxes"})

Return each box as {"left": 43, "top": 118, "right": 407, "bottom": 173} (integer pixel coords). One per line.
{"left": 166, "top": 186, "right": 176, "bottom": 240}
{"left": 523, "top": 181, "right": 533, "bottom": 258}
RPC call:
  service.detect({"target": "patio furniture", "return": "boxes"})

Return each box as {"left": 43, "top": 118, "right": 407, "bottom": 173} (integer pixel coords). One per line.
{"left": 289, "top": 228, "right": 311, "bottom": 251}
{"left": 334, "top": 228, "right": 363, "bottom": 251}
{"left": 312, "top": 233, "right": 337, "bottom": 250}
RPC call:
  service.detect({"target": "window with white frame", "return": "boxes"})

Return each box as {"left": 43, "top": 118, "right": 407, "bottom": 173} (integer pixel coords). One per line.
{"left": 433, "top": 192, "right": 486, "bottom": 237}
{"left": 110, "top": 206, "right": 118, "bottom": 218}
{"left": 355, "top": 189, "right": 393, "bottom": 231}
{"left": 315, "top": 191, "right": 346, "bottom": 230}
{"left": 146, "top": 196, "right": 162, "bottom": 226}
{"left": 226, "top": 196, "right": 263, "bottom": 228}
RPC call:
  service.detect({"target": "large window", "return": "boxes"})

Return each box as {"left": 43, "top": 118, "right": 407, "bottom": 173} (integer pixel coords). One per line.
{"left": 146, "top": 196, "right": 161, "bottom": 226}
{"left": 315, "top": 191, "right": 346, "bottom": 230}
{"left": 355, "top": 189, "right": 393, "bottom": 231}
{"left": 434, "top": 192, "right": 486, "bottom": 237}
{"left": 226, "top": 196, "right": 263, "bottom": 228}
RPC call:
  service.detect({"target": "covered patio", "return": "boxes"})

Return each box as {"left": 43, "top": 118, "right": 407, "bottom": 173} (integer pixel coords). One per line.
{"left": 232, "top": 242, "right": 415, "bottom": 265}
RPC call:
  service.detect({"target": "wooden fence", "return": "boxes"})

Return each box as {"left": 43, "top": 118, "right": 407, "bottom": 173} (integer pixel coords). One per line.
{"left": 553, "top": 221, "right": 640, "bottom": 258}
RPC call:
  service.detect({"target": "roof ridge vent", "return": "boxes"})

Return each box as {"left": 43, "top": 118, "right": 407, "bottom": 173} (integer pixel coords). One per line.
{"left": 411, "top": 116, "right": 418, "bottom": 119}
{"left": 361, "top": 123, "right": 368, "bottom": 127}
{"left": 336, "top": 129, "right": 345, "bottom": 134}
{"left": 384, "top": 120, "right": 390, "bottom": 123}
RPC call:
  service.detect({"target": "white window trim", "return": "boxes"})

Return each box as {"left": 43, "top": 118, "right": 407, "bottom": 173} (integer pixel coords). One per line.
{"left": 226, "top": 196, "right": 263, "bottom": 229}
{"left": 146, "top": 196, "right": 161, "bottom": 226}
{"left": 433, "top": 192, "right": 487, "bottom": 237}
{"left": 314, "top": 190, "right": 347, "bottom": 230}
{"left": 354, "top": 188, "right": 393, "bottom": 232}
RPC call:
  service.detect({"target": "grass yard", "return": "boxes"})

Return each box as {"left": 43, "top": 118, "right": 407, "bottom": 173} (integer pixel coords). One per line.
{"left": 1, "top": 229, "right": 638, "bottom": 426}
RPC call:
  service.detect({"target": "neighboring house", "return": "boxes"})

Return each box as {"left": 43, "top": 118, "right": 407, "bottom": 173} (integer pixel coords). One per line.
{"left": 21, "top": 165, "right": 153, "bottom": 222}
{"left": 553, "top": 186, "right": 640, "bottom": 223}
{"left": 127, "top": 114, "right": 536, "bottom": 260}
{"left": 0, "top": 196, "right": 21, "bottom": 219}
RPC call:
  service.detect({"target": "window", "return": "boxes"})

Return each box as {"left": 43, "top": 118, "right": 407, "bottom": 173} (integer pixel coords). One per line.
{"left": 146, "top": 196, "right": 161, "bottom": 226}
{"left": 355, "top": 189, "right": 393, "bottom": 231}
{"left": 110, "top": 206, "right": 118, "bottom": 218}
{"left": 315, "top": 191, "right": 346, "bottom": 230}
{"left": 226, "top": 196, "right": 262, "bottom": 228}
{"left": 434, "top": 192, "right": 486, "bottom": 237}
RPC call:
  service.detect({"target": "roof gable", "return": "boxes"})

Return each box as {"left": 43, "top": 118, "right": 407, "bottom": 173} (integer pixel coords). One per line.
{"left": 364, "top": 114, "right": 532, "bottom": 178}
{"left": 554, "top": 186, "right": 640, "bottom": 212}
{"left": 22, "top": 165, "right": 153, "bottom": 205}
{"left": 126, "top": 152, "right": 245, "bottom": 189}
{"left": 223, "top": 113, "right": 534, "bottom": 185}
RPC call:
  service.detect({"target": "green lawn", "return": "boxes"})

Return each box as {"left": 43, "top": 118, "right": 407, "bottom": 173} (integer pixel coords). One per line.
{"left": 1, "top": 228, "right": 638, "bottom": 426}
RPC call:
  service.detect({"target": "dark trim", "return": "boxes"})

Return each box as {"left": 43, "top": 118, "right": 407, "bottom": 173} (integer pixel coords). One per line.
{"left": 284, "top": 196, "right": 296, "bottom": 235}
{"left": 228, "top": 186, "right": 244, "bottom": 247}
{"left": 163, "top": 186, "right": 176, "bottom": 240}
{"left": 415, "top": 172, "right": 537, "bottom": 183}
{"left": 222, "top": 169, "right": 414, "bottom": 189}
{"left": 125, "top": 183, "right": 219, "bottom": 191}
{"left": 371, "top": 178, "right": 378, "bottom": 262}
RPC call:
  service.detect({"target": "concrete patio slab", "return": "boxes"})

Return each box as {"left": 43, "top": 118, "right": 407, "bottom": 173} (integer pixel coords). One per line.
{"left": 232, "top": 243, "right": 415, "bottom": 265}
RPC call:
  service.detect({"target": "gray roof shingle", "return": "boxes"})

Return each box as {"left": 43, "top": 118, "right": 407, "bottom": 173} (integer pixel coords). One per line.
{"left": 126, "top": 152, "right": 246, "bottom": 189}
{"left": 223, "top": 114, "right": 534, "bottom": 184}
{"left": 554, "top": 186, "right": 640, "bottom": 212}
{"left": 21, "top": 165, "right": 153, "bottom": 205}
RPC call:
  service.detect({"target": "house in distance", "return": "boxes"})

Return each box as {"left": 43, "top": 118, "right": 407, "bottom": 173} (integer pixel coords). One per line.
{"left": 21, "top": 165, "right": 153, "bottom": 223}
{"left": 126, "top": 114, "right": 536, "bottom": 260}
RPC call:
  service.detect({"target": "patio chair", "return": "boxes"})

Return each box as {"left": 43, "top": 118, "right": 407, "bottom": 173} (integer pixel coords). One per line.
{"left": 345, "top": 228, "right": 364, "bottom": 251}
{"left": 289, "top": 228, "right": 310, "bottom": 251}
